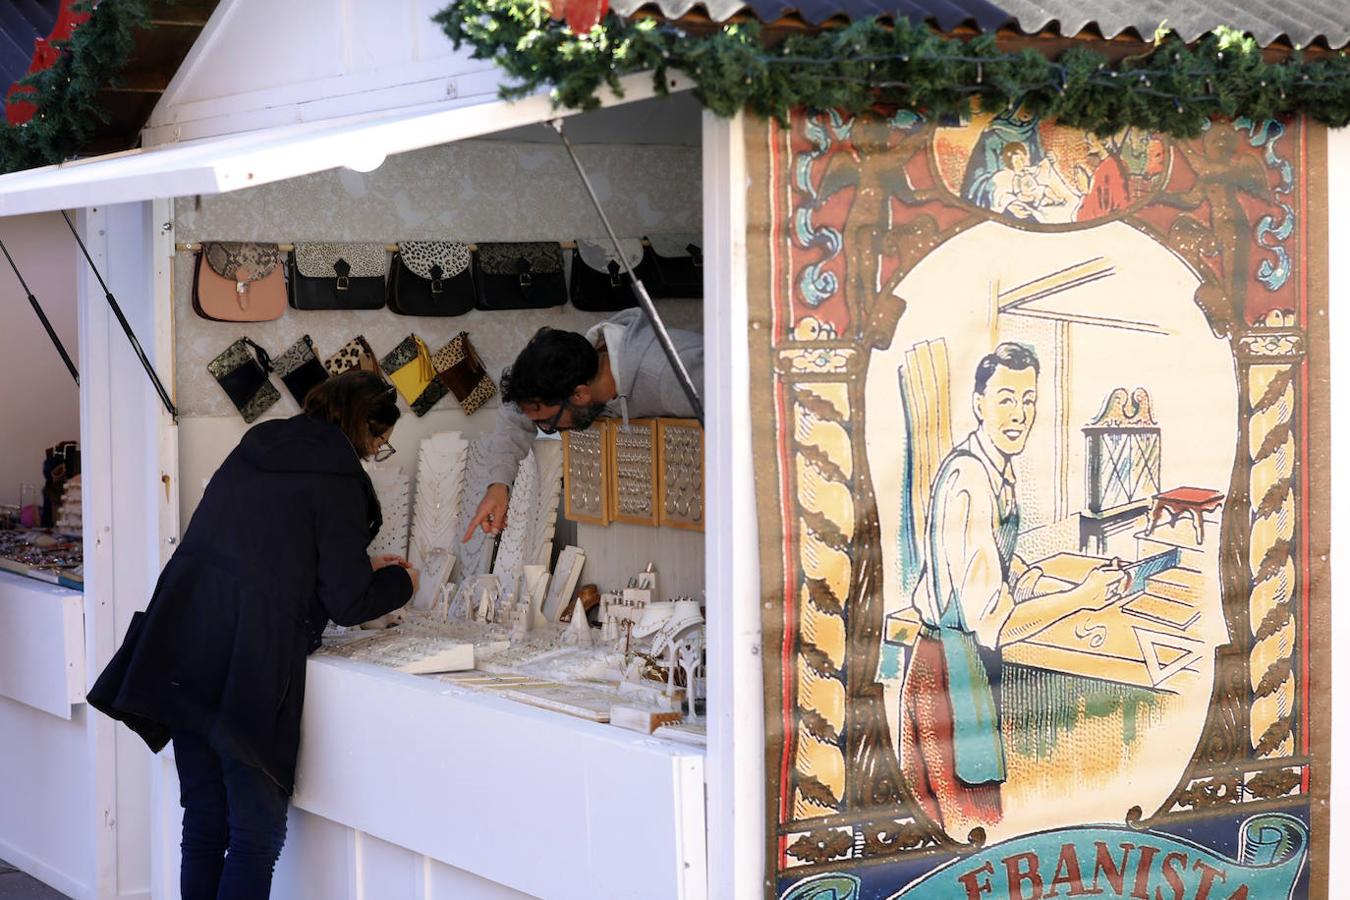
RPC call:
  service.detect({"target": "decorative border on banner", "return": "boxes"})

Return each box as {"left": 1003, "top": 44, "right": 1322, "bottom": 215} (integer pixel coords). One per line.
{"left": 748, "top": 111, "right": 1326, "bottom": 887}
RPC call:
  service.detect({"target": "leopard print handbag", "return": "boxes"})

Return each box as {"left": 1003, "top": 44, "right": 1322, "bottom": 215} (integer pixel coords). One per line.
{"left": 287, "top": 242, "right": 388, "bottom": 310}
{"left": 387, "top": 241, "right": 475, "bottom": 316}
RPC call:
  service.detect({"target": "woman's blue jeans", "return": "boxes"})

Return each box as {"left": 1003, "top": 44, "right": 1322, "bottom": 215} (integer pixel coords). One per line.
{"left": 172, "top": 729, "right": 289, "bottom": 899}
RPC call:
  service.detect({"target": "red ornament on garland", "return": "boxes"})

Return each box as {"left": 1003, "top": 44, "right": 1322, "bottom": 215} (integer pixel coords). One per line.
{"left": 547, "top": 0, "right": 609, "bottom": 34}
{"left": 6, "top": 0, "right": 91, "bottom": 125}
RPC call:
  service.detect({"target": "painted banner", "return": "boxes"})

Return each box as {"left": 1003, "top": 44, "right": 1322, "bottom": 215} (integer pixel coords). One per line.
{"left": 746, "top": 105, "right": 1329, "bottom": 899}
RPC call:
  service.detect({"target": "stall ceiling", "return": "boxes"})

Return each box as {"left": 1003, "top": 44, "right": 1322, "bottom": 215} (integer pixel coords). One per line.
{"left": 87, "top": 0, "right": 219, "bottom": 154}
{"left": 613, "top": 0, "right": 1350, "bottom": 48}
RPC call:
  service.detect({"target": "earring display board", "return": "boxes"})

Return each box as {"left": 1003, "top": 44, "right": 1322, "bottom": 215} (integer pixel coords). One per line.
{"left": 607, "top": 418, "right": 658, "bottom": 526}
{"left": 563, "top": 422, "right": 609, "bottom": 526}
{"left": 656, "top": 418, "right": 704, "bottom": 532}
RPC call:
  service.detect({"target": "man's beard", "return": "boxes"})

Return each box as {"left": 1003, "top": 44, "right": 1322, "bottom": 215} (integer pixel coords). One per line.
{"left": 568, "top": 401, "right": 607, "bottom": 431}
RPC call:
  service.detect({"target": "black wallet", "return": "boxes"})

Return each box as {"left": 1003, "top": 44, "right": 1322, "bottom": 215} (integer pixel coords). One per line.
{"left": 207, "top": 338, "right": 279, "bottom": 423}
{"left": 273, "top": 334, "right": 329, "bottom": 406}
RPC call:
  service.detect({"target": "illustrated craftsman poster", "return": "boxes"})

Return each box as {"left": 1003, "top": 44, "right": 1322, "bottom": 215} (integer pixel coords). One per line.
{"left": 746, "top": 107, "right": 1330, "bottom": 899}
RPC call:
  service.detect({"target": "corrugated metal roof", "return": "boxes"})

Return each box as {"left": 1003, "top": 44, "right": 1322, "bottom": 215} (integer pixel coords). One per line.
{"left": 611, "top": 0, "right": 1350, "bottom": 48}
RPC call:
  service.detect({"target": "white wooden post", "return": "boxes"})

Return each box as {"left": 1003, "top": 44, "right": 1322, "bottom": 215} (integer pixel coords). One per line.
{"left": 703, "top": 109, "right": 765, "bottom": 898}
{"left": 77, "top": 200, "right": 174, "bottom": 899}
{"left": 1327, "top": 125, "right": 1350, "bottom": 889}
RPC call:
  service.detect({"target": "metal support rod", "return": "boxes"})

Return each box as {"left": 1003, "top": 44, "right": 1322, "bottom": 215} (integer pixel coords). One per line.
{"left": 62, "top": 211, "right": 178, "bottom": 420}
{"left": 0, "top": 240, "right": 79, "bottom": 386}
{"left": 550, "top": 120, "right": 705, "bottom": 426}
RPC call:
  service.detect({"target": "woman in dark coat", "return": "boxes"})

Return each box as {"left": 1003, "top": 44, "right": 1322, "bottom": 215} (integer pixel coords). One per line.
{"left": 88, "top": 370, "right": 418, "bottom": 899}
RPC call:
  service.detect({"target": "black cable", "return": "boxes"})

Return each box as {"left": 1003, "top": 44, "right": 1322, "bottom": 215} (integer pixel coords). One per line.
{"left": 61, "top": 211, "right": 178, "bottom": 420}
{"left": 551, "top": 121, "right": 705, "bottom": 426}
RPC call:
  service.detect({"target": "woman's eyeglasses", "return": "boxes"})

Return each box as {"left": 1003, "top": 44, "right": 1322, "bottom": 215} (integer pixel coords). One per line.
{"left": 373, "top": 439, "right": 396, "bottom": 462}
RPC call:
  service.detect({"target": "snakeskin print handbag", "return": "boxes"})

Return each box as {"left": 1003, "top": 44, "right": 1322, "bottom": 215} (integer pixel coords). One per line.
{"left": 192, "top": 242, "right": 286, "bottom": 322}
{"left": 472, "top": 241, "right": 567, "bottom": 310}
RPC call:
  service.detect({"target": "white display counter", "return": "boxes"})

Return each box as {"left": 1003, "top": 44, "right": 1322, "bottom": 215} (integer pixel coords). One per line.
{"left": 152, "top": 656, "right": 708, "bottom": 899}
{"left": 0, "top": 570, "right": 96, "bottom": 897}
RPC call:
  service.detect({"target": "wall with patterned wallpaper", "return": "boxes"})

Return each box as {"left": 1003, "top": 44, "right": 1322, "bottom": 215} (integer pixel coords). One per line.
{"left": 173, "top": 137, "right": 703, "bottom": 418}
{"left": 173, "top": 136, "right": 705, "bottom": 596}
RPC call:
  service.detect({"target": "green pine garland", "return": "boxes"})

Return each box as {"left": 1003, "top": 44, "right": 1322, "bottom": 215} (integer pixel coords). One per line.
{"left": 435, "top": 0, "right": 1350, "bottom": 136}
{"left": 0, "top": 0, "right": 153, "bottom": 175}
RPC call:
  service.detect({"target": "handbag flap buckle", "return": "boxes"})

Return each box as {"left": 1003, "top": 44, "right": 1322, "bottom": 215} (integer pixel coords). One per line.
{"left": 430, "top": 263, "right": 444, "bottom": 294}
{"left": 334, "top": 258, "right": 351, "bottom": 291}
{"left": 687, "top": 244, "right": 703, "bottom": 268}
{"left": 516, "top": 258, "right": 532, "bottom": 290}
{"left": 607, "top": 259, "right": 622, "bottom": 287}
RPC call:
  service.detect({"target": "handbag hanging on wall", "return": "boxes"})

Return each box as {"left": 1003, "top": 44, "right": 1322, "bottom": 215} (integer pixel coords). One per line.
{"left": 323, "top": 335, "right": 382, "bottom": 377}
{"left": 433, "top": 332, "right": 496, "bottom": 415}
{"left": 636, "top": 234, "right": 704, "bottom": 299}
{"left": 569, "top": 238, "right": 644, "bottom": 312}
{"left": 387, "top": 241, "right": 475, "bottom": 316}
{"left": 381, "top": 334, "right": 446, "bottom": 417}
{"left": 207, "top": 337, "right": 279, "bottom": 423}
{"left": 472, "top": 242, "right": 567, "bottom": 310}
{"left": 288, "top": 242, "right": 388, "bottom": 310}
{"left": 192, "top": 242, "right": 287, "bottom": 322}
{"left": 273, "top": 334, "right": 329, "bottom": 406}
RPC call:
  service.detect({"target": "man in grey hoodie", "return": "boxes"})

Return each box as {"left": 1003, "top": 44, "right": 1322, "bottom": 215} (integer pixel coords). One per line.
{"left": 462, "top": 308, "right": 703, "bottom": 540}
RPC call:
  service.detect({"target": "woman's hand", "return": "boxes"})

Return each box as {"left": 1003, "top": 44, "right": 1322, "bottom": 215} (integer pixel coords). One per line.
{"left": 370, "top": 554, "right": 411, "bottom": 571}
{"left": 406, "top": 567, "right": 420, "bottom": 597}
{"left": 463, "top": 483, "right": 509, "bottom": 542}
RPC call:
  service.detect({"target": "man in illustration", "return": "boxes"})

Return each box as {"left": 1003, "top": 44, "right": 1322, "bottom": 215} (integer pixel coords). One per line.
{"left": 898, "top": 343, "right": 1125, "bottom": 837}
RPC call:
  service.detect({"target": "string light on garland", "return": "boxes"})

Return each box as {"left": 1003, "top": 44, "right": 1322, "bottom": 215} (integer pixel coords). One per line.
{"left": 435, "top": 0, "right": 1350, "bottom": 136}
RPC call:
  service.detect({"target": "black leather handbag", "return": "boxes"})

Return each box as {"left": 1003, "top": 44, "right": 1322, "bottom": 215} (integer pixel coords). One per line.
{"left": 287, "top": 242, "right": 388, "bottom": 310}
{"left": 472, "top": 242, "right": 567, "bottom": 310}
{"left": 636, "top": 234, "right": 704, "bottom": 299}
{"left": 387, "top": 241, "right": 475, "bottom": 316}
{"left": 569, "top": 239, "right": 644, "bottom": 312}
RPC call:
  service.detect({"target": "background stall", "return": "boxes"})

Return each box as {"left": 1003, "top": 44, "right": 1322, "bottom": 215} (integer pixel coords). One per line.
{"left": 0, "top": 1, "right": 758, "bottom": 897}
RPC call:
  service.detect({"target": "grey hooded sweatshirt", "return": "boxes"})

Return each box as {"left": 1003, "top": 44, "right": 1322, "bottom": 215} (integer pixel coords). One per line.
{"left": 483, "top": 308, "right": 704, "bottom": 487}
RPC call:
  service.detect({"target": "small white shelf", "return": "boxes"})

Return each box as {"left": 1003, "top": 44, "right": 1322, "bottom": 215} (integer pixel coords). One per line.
{"left": 0, "top": 570, "right": 85, "bottom": 719}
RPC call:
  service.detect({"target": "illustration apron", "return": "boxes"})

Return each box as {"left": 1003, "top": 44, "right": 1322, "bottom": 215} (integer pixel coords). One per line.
{"left": 926, "top": 449, "right": 1019, "bottom": 786}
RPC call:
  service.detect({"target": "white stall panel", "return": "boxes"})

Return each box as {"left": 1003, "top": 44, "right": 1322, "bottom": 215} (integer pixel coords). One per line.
{"left": 0, "top": 571, "right": 84, "bottom": 718}
{"left": 294, "top": 658, "right": 707, "bottom": 900}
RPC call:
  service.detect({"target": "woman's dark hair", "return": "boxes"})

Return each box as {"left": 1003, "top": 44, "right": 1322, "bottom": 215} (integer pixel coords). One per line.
{"left": 500, "top": 327, "right": 600, "bottom": 407}
{"left": 303, "top": 370, "right": 400, "bottom": 458}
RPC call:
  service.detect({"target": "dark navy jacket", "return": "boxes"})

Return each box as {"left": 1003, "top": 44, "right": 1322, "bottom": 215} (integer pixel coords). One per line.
{"left": 87, "top": 414, "right": 412, "bottom": 792}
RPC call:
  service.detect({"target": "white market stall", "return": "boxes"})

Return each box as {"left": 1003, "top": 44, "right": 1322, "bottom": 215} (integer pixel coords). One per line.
{"left": 0, "top": 1, "right": 764, "bottom": 897}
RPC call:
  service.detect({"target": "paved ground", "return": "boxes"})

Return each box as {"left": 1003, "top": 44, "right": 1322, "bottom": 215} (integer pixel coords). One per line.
{"left": 0, "top": 860, "right": 68, "bottom": 899}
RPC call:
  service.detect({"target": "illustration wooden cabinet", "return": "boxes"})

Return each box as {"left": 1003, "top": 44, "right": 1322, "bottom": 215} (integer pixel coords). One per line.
{"left": 563, "top": 417, "right": 703, "bottom": 531}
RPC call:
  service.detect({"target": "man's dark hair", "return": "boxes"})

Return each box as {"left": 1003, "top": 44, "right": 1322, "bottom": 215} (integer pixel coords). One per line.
{"left": 974, "top": 342, "right": 1040, "bottom": 394}
{"left": 303, "top": 370, "right": 400, "bottom": 458}
{"left": 501, "top": 327, "right": 600, "bottom": 407}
